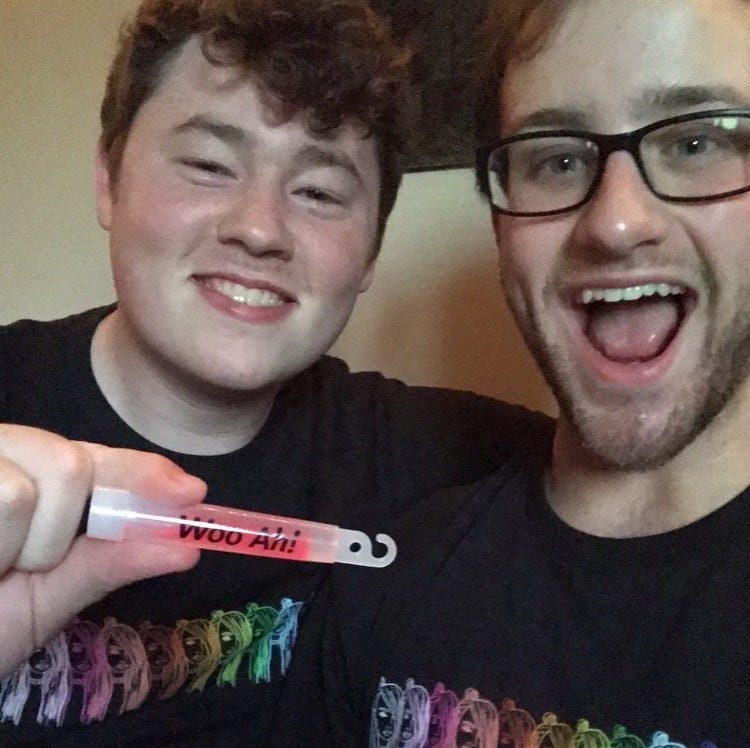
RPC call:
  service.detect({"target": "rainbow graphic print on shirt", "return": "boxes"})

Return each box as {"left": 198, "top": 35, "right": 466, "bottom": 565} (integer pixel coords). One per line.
{"left": 369, "top": 677, "right": 720, "bottom": 748}
{"left": 0, "top": 597, "right": 302, "bottom": 727}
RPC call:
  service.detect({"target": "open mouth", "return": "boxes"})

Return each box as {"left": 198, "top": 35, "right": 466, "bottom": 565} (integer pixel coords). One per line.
{"left": 577, "top": 282, "right": 690, "bottom": 364}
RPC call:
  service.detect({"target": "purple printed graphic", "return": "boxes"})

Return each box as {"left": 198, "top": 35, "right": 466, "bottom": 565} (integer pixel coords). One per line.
{"left": 0, "top": 631, "right": 71, "bottom": 726}
{"left": 371, "top": 678, "right": 404, "bottom": 748}
{"left": 399, "top": 678, "right": 430, "bottom": 747}
{"left": 0, "top": 597, "right": 302, "bottom": 728}
{"left": 427, "top": 682, "right": 460, "bottom": 748}
{"left": 369, "top": 679, "right": 717, "bottom": 748}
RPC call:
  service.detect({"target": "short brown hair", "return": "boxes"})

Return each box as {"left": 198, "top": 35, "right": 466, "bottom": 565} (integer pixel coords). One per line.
{"left": 473, "top": 0, "right": 571, "bottom": 203}
{"left": 474, "top": 0, "right": 570, "bottom": 146}
{"left": 100, "top": 0, "right": 413, "bottom": 249}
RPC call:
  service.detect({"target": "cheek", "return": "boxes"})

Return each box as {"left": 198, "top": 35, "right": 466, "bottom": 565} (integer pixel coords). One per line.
{"left": 498, "top": 218, "right": 569, "bottom": 298}
{"left": 497, "top": 227, "right": 536, "bottom": 299}
{"left": 109, "top": 161, "right": 215, "bottom": 252}
{"left": 112, "top": 191, "right": 200, "bottom": 248}
{"left": 681, "top": 201, "right": 750, "bottom": 301}
{"left": 300, "top": 221, "right": 375, "bottom": 295}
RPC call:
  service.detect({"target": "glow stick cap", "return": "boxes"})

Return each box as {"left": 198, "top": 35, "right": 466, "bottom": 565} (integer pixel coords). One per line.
{"left": 87, "top": 487, "right": 157, "bottom": 541}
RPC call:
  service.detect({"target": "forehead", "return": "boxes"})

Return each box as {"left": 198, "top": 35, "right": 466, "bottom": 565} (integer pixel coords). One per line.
{"left": 132, "top": 36, "right": 378, "bottom": 171}
{"left": 500, "top": 0, "right": 750, "bottom": 133}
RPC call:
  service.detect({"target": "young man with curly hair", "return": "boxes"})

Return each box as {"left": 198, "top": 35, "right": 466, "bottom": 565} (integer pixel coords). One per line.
{"left": 0, "top": 0, "right": 551, "bottom": 743}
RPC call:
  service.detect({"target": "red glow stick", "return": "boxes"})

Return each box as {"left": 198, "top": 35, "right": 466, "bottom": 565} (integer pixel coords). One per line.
{"left": 87, "top": 487, "right": 397, "bottom": 567}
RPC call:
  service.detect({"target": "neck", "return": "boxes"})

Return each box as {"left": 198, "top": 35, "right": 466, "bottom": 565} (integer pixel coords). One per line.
{"left": 91, "top": 311, "right": 278, "bottom": 455}
{"left": 548, "top": 378, "right": 750, "bottom": 538}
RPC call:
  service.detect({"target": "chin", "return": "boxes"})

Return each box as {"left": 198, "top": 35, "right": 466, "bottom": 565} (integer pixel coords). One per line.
{"left": 565, "top": 398, "right": 713, "bottom": 472}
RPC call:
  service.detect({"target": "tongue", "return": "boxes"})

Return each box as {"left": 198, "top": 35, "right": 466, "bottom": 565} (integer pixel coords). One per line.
{"left": 586, "top": 296, "right": 680, "bottom": 362}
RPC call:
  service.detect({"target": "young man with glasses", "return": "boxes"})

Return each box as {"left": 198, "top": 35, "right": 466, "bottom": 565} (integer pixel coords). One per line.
{"left": 285, "top": 0, "right": 750, "bottom": 744}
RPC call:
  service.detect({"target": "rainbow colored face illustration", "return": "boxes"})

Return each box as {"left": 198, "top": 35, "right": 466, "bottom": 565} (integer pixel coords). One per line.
{"left": 67, "top": 630, "right": 95, "bottom": 677}
{"left": 400, "top": 679, "right": 430, "bottom": 748}
{"left": 371, "top": 679, "right": 404, "bottom": 747}
{"left": 175, "top": 618, "right": 221, "bottom": 693}
{"left": 142, "top": 628, "right": 172, "bottom": 674}
{"left": 456, "top": 689, "right": 498, "bottom": 748}
{"left": 611, "top": 725, "right": 647, "bottom": 748}
{"left": 138, "top": 622, "right": 188, "bottom": 701}
{"left": 105, "top": 640, "right": 132, "bottom": 675}
{"left": 181, "top": 629, "right": 210, "bottom": 667}
{"left": 427, "top": 683, "right": 459, "bottom": 748}
{"left": 28, "top": 648, "right": 54, "bottom": 676}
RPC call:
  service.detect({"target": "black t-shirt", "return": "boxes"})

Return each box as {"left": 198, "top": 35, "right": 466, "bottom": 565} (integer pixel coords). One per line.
{"left": 291, "top": 449, "right": 750, "bottom": 748}
{"left": 0, "top": 308, "right": 552, "bottom": 746}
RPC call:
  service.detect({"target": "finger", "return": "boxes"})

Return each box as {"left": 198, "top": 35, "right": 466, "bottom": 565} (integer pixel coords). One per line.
{"left": 35, "top": 536, "right": 200, "bottom": 648}
{"left": 0, "top": 428, "right": 205, "bottom": 571}
{"left": 0, "top": 456, "right": 36, "bottom": 572}
{"left": 0, "top": 536, "right": 200, "bottom": 676}
{"left": 0, "top": 427, "right": 94, "bottom": 572}
{"left": 81, "top": 442, "right": 207, "bottom": 503}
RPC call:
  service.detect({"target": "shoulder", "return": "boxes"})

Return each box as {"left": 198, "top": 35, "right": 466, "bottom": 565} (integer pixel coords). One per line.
{"left": 286, "top": 356, "right": 553, "bottom": 510}
{"left": 0, "top": 306, "right": 113, "bottom": 357}
{"left": 311, "top": 459, "right": 546, "bottom": 742}
{"left": 0, "top": 306, "right": 113, "bottom": 414}
{"left": 303, "top": 355, "right": 554, "bottom": 444}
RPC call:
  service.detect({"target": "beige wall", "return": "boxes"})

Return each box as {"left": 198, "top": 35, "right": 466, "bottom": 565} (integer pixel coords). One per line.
{"left": 1, "top": 1, "right": 555, "bottom": 415}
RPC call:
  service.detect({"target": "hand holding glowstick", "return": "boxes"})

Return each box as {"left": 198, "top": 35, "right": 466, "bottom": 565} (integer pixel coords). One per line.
{"left": 87, "top": 487, "right": 397, "bottom": 568}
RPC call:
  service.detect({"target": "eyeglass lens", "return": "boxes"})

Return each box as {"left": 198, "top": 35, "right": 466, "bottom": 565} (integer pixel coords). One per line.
{"left": 487, "top": 113, "right": 750, "bottom": 215}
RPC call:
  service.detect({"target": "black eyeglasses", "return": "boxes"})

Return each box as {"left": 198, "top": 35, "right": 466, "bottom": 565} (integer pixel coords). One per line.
{"left": 476, "top": 109, "right": 750, "bottom": 217}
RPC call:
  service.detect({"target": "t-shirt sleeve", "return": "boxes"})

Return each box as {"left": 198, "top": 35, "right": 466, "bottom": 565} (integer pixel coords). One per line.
{"left": 374, "top": 379, "right": 554, "bottom": 506}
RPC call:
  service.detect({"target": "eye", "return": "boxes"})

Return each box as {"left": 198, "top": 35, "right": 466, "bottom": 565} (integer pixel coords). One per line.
{"left": 528, "top": 147, "right": 591, "bottom": 181}
{"left": 186, "top": 159, "right": 232, "bottom": 174}
{"left": 539, "top": 154, "right": 583, "bottom": 174}
{"left": 649, "top": 122, "right": 738, "bottom": 168}
{"left": 294, "top": 186, "right": 342, "bottom": 204}
{"left": 509, "top": 137, "right": 596, "bottom": 188}
{"left": 675, "top": 135, "right": 713, "bottom": 156}
{"left": 177, "top": 157, "right": 235, "bottom": 187}
{"left": 663, "top": 131, "right": 730, "bottom": 162}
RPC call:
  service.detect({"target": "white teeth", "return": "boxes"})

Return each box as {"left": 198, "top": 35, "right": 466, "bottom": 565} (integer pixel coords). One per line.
{"left": 211, "top": 280, "right": 285, "bottom": 307}
{"left": 580, "top": 283, "right": 684, "bottom": 304}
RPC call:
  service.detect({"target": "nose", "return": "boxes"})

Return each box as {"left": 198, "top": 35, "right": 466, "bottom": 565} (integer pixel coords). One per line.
{"left": 573, "top": 151, "right": 669, "bottom": 258}
{"left": 217, "top": 180, "right": 294, "bottom": 259}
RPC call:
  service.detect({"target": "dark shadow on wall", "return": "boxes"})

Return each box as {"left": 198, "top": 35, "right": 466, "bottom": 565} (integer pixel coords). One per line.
{"left": 371, "top": 0, "right": 491, "bottom": 170}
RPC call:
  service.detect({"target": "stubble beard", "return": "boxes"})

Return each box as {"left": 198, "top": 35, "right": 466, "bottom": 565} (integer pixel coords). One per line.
{"left": 509, "top": 288, "right": 750, "bottom": 472}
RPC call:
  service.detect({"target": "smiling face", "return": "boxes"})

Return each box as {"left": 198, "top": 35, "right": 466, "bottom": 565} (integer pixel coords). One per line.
{"left": 96, "top": 36, "right": 380, "bottom": 399}
{"left": 494, "top": 0, "right": 750, "bottom": 469}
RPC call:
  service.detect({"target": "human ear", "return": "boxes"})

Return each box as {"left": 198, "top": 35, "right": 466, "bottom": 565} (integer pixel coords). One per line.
{"left": 94, "top": 140, "right": 114, "bottom": 231}
{"left": 358, "top": 259, "right": 376, "bottom": 294}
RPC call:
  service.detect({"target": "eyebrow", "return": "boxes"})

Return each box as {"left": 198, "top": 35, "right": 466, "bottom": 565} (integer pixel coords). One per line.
{"left": 512, "top": 107, "right": 589, "bottom": 131}
{"left": 512, "top": 85, "right": 749, "bottom": 134}
{"left": 632, "top": 85, "right": 750, "bottom": 116}
{"left": 172, "top": 114, "right": 248, "bottom": 146}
